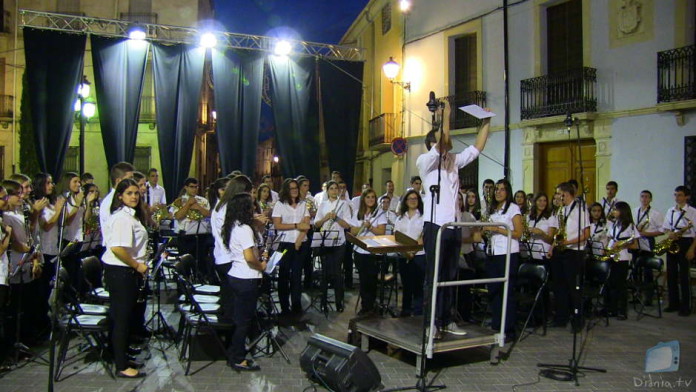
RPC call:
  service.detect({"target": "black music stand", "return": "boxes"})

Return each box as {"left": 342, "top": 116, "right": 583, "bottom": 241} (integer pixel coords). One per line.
{"left": 308, "top": 230, "right": 341, "bottom": 317}
{"left": 145, "top": 242, "right": 175, "bottom": 347}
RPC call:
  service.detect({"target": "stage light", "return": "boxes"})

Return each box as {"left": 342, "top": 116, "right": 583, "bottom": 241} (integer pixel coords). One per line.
{"left": 199, "top": 32, "right": 217, "bottom": 48}
{"left": 273, "top": 156, "right": 279, "bottom": 163}
{"left": 77, "top": 75, "right": 91, "bottom": 99}
{"left": 82, "top": 101, "right": 96, "bottom": 118}
{"left": 274, "top": 40, "right": 292, "bottom": 56}
{"left": 128, "top": 25, "right": 146, "bottom": 40}
{"left": 399, "top": 0, "right": 411, "bottom": 12}
{"left": 382, "top": 57, "right": 400, "bottom": 80}
{"left": 212, "top": 110, "right": 217, "bottom": 120}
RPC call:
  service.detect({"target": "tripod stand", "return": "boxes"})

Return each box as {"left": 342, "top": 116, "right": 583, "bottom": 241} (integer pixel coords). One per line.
{"left": 248, "top": 260, "right": 290, "bottom": 363}
{"left": 307, "top": 230, "right": 340, "bottom": 317}
{"left": 145, "top": 242, "right": 176, "bottom": 348}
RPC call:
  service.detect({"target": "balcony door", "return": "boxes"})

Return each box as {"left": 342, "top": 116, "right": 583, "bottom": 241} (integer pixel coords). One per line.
{"left": 538, "top": 139, "right": 596, "bottom": 204}
{"left": 546, "top": 0, "right": 583, "bottom": 75}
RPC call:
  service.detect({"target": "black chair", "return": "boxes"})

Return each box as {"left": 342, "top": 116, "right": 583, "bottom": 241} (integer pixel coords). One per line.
{"left": 583, "top": 258, "right": 611, "bottom": 329}
{"left": 633, "top": 255, "right": 664, "bottom": 319}
{"left": 515, "top": 262, "right": 549, "bottom": 342}
{"left": 81, "top": 256, "right": 110, "bottom": 304}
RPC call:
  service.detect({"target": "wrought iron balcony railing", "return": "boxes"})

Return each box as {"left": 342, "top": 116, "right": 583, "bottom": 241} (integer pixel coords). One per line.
{"left": 658, "top": 44, "right": 696, "bottom": 103}
{"left": 0, "top": 95, "right": 13, "bottom": 118}
{"left": 445, "top": 91, "right": 486, "bottom": 129}
{"left": 368, "top": 113, "right": 395, "bottom": 147}
{"left": 520, "top": 67, "right": 597, "bottom": 120}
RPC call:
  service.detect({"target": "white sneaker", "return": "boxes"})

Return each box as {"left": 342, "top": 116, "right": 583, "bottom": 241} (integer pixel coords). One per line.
{"left": 444, "top": 322, "right": 468, "bottom": 336}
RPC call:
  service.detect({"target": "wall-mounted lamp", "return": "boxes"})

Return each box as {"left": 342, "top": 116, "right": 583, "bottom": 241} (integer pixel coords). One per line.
{"left": 382, "top": 57, "right": 410, "bottom": 91}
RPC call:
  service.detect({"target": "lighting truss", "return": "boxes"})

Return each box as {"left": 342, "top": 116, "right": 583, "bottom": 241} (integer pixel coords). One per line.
{"left": 19, "top": 9, "right": 364, "bottom": 61}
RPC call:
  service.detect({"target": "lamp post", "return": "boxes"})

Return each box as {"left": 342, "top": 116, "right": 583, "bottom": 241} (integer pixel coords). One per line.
{"left": 74, "top": 75, "right": 96, "bottom": 174}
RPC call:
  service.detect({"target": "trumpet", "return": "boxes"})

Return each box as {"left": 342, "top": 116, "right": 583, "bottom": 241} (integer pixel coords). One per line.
{"left": 654, "top": 217, "right": 693, "bottom": 255}
{"left": 597, "top": 235, "right": 635, "bottom": 262}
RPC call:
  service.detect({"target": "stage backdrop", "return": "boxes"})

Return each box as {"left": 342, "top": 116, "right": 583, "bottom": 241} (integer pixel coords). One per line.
{"left": 152, "top": 43, "right": 205, "bottom": 201}
{"left": 91, "top": 36, "right": 149, "bottom": 169}
{"left": 23, "top": 27, "right": 86, "bottom": 179}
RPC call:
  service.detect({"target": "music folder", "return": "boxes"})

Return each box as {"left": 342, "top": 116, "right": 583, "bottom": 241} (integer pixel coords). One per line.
{"left": 346, "top": 231, "right": 423, "bottom": 255}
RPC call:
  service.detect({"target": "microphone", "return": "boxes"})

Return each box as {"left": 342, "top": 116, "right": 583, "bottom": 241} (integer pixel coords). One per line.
{"left": 427, "top": 91, "right": 439, "bottom": 113}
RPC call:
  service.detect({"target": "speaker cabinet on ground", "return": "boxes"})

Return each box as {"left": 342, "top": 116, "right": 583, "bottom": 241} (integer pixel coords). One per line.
{"left": 300, "top": 334, "right": 382, "bottom": 392}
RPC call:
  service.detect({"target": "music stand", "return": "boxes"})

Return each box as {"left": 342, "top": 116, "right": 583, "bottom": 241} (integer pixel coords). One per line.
{"left": 145, "top": 242, "right": 174, "bottom": 346}
{"left": 308, "top": 230, "right": 341, "bottom": 317}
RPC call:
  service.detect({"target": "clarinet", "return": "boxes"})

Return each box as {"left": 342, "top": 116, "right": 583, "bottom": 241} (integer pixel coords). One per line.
{"left": 21, "top": 201, "right": 42, "bottom": 279}
{"left": 137, "top": 233, "right": 155, "bottom": 303}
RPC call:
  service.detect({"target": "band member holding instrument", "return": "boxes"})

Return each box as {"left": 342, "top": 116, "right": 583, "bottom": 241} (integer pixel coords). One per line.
{"left": 102, "top": 179, "right": 149, "bottom": 378}
{"left": 145, "top": 168, "right": 167, "bottom": 209}
{"left": 604, "top": 201, "right": 638, "bottom": 320}
{"left": 171, "top": 177, "right": 212, "bottom": 280}
{"left": 661, "top": 186, "right": 696, "bottom": 316}
{"left": 314, "top": 180, "right": 352, "bottom": 312}
{"left": 481, "top": 179, "right": 522, "bottom": 340}
{"left": 588, "top": 202, "right": 609, "bottom": 258}
{"left": 100, "top": 162, "right": 135, "bottom": 246}
{"left": 349, "top": 188, "right": 386, "bottom": 315}
{"left": 631, "top": 190, "right": 664, "bottom": 305}
{"left": 527, "top": 192, "right": 558, "bottom": 262}
{"left": 220, "top": 192, "right": 266, "bottom": 371}
{"left": 395, "top": 189, "right": 425, "bottom": 317}
{"left": 549, "top": 182, "right": 590, "bottom": 331}
{"left": 602, "top": 181, "right": 620, "bottom": 222}
{"left": 382, "top": 180, "right": 400, "bottom": 212}
{"left": 297, "top": 176, "right": 316, "bottom": 290}
{"left": 417, "top": 100, "right": 490, "bottom": 338}
{"left": 272, "top": 179, "right": 311, "bottom": 315}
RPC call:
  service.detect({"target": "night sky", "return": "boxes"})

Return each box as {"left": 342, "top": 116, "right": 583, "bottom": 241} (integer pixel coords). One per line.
{"left": 214, "top": 0, "right": 369, "bottom": 44}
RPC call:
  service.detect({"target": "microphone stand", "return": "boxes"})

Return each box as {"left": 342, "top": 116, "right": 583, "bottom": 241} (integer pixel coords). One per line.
{"left": 47, "top": 194, "right": 71, "bottom": 392}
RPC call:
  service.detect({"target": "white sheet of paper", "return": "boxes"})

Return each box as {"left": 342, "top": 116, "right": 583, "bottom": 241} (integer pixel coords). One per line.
{"left": 459, "top": 104, "right": 496, "bottom": 119}
{"left": 265, "top": 251, "right": 284, "bottom": 274}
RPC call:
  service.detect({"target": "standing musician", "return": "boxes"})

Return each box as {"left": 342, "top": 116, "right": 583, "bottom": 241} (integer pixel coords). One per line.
{"left": 382, "top": 180, "right": 400, "bottom": 212}
{"left": 297, "top": 176, "right": 316, "bottom": 290}
{"left": 102, "top": 179, "right": 149, "bottom": 379}
{"left": 349, "top": 188, "right": 386, "bottom": 315}
{"left": 272, "top": 179, "right": 311, "bottom": 315}
{"left": 56, "top": 172, "right": 92, "bottom": 293}
{"left": 604, "top": 201, "right": 639, "bottom": 320}
{"left": 82, "top": 183, "right": 102, "bottom": 255}
{"left": 171, "top": 177, "right": 212, "bottom": 280}
{"left": 549, "top": 182, "right": 590, "bottom": 331}
{"left": 0, "top": 184, "right": 13, "bottom": 358}
{"left": 262, "top": 175, "right": 279, "bottom": 203}
{"left": 480, "top": 179, "right": 495, "bottom": 214}
{"left": 588, "top": 202, "right": 609, "bottom": 258}
{"left": 416, "top": 100, "right": 490, "bottom": 338}
{"left": 378, "top": 195, "right": 398, "bottom": 235}
{"left": 395, "top": 189, "right": 425, "bottom": 317}
{"left": 145, "top": 168, "right": 167, "bottom": 209}
{"left": 602, "top": 181, "right": 620, "bottom": 222}
{"left": 314, "top": 180, "right": 352, "bottom": 312}
{"left": 220, "top": 192, "right": 267, "bottom": 371}
{"left": 661, "top": 186, "right": 696, "bottom": 317}
{"left": 631, "top": 190, "right": 664, "bottom": 305}
{"left": 100, "top": 162, "right": 135, "bottom": 246}
{"left": 481, "top": 179, "right": 522, "bottom": 340}
{"left": 465, "top": 189, "right": 482, "bottom": 221}
{"left": 527, "top": 192, "right": 558, "bottom": 263}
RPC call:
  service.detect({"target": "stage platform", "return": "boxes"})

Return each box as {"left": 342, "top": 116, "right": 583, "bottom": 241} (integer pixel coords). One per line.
{"left": 354, "top": 316, "right": 501, "bottom": 374}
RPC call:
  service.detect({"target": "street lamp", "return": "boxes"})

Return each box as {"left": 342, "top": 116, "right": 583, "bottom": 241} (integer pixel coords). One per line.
{"left": 75, "top": 75, "right": 96, "bottom": 174}
{"left": 382, "top": 57, "right": 410, "bottom": 90}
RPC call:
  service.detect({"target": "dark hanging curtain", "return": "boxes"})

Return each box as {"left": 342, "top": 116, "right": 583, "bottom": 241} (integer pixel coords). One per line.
{"left": 23, "top": 28, "right": 86, "bottom": 179}
{"left": 151, "top": 43, "right": 205, "bottom": 201}
{"left": 268, "top": 56, "right": 320, "bottom": 190}
{"left": 211, "top": 48, "right": 264, "bottom": 176}
{"left": 318, "top": 59, "right": 364, "bottom": 195}
{"left": 91, "top": 36, "right": 149, "bottom": 169}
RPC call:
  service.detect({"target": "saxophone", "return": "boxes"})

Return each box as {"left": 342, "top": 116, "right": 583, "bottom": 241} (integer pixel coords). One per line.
{"left": 84, "top": 203, "right": 101, "bottom": 234}
{"left": 636, "top": 210, "right": 651, "bottom": 232}
{"left": 552, "top": 205, "right": 567, "bottom": 252}
{"left": 654, "top": 214, "right": 693, "bottom": 256}
{"left": 597, "top": 235, "right": 635, "bottom": 262}
{"left": 520, "top": 214, "right": 531, "bottom": 242}
{"left": 481, "top": 191, "right": 493, "bottom": 241}
{"left": 22, "top": 201, "right": 42, "bottom": 279}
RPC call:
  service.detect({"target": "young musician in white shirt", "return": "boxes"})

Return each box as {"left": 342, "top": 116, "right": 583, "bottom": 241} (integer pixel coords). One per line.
{"left": 527, "top": 192, "right": 558, "bottom": 262}
{"left": 297, "top": 176, "right": 317, "bottom": 290}
{"left": 102, "top": 179, "right": 149, "bottom": 378}
{"left": 171, "top": 177, "right": 212, "bottom": 279}
{"left": 588, "top": 202, "right": 608, "bottom": 258}
{"left": 314, "top": 181, "right": 352, "bottom": 312}
{"left": 272, "top": 179, "right": 311, "bottom": 315}
{"left": 394, "top": 189, "right": 425, "bottom": 317}
{"left": 100, "top": 162, "right": 135, "bottom": 245}
{"left": 382, "top": 180, "right": 400, "bottom": 212}
{"left": 262, "top": 175, "right": 279, "bottom": 203}
{"left": 661, "top": 185, "right": 696, "bottom": 316}
{"left": 605, "top": 201, "right": 639, "bottom": 320}
{"left": 631, "top": 190, "right": 664, "bottom": 305}
{"left": 602, "top": 181, "right": 620, "bottom": 222}
{"left": 416, "top": 101, "right": 490, "bottom": 337}
{"left": 549, "top": 182, "right": 590, "bottom": 331}
{"left": 481, "top": 179, "right": 522, "bottom": 339}
{"left": 145, "top": 168, "right": 167, "bottom": 208}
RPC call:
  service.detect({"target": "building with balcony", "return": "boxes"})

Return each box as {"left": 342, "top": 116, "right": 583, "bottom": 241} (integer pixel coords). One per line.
{"left": 343, "top": 0, "right": 696, "bottom": 211}
{"left": 0, "top": 0, "right": 214, "bottom": 192}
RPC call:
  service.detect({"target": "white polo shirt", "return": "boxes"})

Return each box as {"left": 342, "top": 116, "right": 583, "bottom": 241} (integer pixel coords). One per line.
{"left": 171, "top": 195, "right": 211, "bottom": 234}
{"left": 351, "top": 209, "right": 387, "bottom": 255}
{"left": 528, "top": 214, "right": 558, "bottom": 259}
{"left": 0, "top": 216, "right": 11, "bottom": 285}
{"left": 102, "top": 206, "right": 148, "bottom": 267}
{"left": 226, "top": 223, "right": 262, "bottom": 280}
{"left": 211, "top": 202, "right": 230, "bottom": 265}
{"left": 634, "top": 206, "right": 664, "bottom": 251}
{"left": 146, "top": 183, "right": 167, "bottom": 206}
{"left": 315, "top": 198, "right": 351, "bottom": 246}
{"left": 560, "top": 200, "right": 590, "bottom": 251}
{"left": 64, "top": 195, "right": 85, "bottom": 242}
{"left": 417, "top": 145, "right": 479, "bottom": 227}
{"left": 606, "top": 222, "right": 639, "bottom": 261}
{"left": 99, "top": 188, "right": 115, "bottom": 246}
{"left": 5, "top": 209, "right": 33, "bottom": 283}
{"left": 661, "top": 205, "right": 696, "bottom": 238}
{"left": 489, "top": 202, "right": 521, "bottom": 256}
{"left": 40, "top": 205, "right": 60, "bottom": 255}
{"left": 588, "top": 222, "right": 608, "bottom": 256}
{"left": 394, "top": 210, "right": 425, "bottom": 256}
{"left": 272, "top": 200, "right": 310, "bottom": 243}
{"left": 601, "top": 197, "right": 620, "bottom": 218}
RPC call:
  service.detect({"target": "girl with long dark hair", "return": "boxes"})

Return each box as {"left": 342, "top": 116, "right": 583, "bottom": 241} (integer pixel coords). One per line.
{"left": 465, "top": 190, "right": 482, "bottom": 221}
{"left": 605, "top": 201, "right": 638, "bottom": 320}
{"left": 588, "top": 202, "right": 608, "bottom": 258}
{"left": 102, "top": 179, "right": 149, "bottom": 378}
{"left": 527, "top": 192, "right": 557, "bottom": 261}
{"left": 220, "top": 192, "right": 266, "bottom": 371}
{"left": 271, "top": 179, "right": 311, "bottom": 315}
{"left": 481, "top": 179, "right": 522, "bottom": 339}
{"left": 395, "top": 189, "right": 425, "bottom": 316}
{"left": 349, "top": 188, "right": 386, "bottom": 315}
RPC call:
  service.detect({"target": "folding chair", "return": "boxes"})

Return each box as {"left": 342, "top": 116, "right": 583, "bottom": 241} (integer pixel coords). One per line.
{"left": 584, "top": 258, "right": 611, "bottom": 329}
{"left": 515, "top": 262, "right": 549, "bottom": 342}
{"left": 633, "top": 255, "right": 664, "bottom": 319}
{"left": 81, "top": 256, "right": 110, "bottom": 304}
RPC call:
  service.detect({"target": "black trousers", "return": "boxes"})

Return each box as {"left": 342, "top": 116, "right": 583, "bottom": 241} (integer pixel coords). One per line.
{"left": 303, "top": 229, "right": 315, "bottom": 289}
{"left": 178, "top": 233, "right": 214, "bottom": 281}
{"left": 630, "top": 249, "right": 656, "bottom": 302}
{"left": 666, "top": 238, "right": 693, "bottom": 312}
{"left": 550, "top": 249, "right": 585, "bottom": 325}
{"left": 354, "top": 252, "right": 379, "bottom": 312}
{"left": 343, "top": 239, "right": 354, "bottom": 288}
{"left": 278, "top": 242, "right": 308, "bottom": 312}
{"left": 214, "top": 263, "right": 233, "bottom": 321}
{"left": 399, "top": 254, "right": 426, "bottom": 316}
{"left": 423, "top": 222, "right": 461, "bottom": 328}
{"left": 320, "top": 246, "right": 345, "bottom": 307}
{"left": 7, "top": 279, "right": 42, "bottom": 345}
{"left": 226, "top": 276, "right": 260, "bottom": 365}
{"left": 606, "top": 260, "right": 629, "bottom": 316}
{"left": 103, "top": 264, "right": 139, "bottom": 371}
{"left": 486, "top": 253, "right": 519, "bottom": 333}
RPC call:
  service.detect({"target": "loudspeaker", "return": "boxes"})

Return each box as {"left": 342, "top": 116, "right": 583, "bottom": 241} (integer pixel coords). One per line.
{"left": 300, "top": 334, "right": 382, "bottom": 392}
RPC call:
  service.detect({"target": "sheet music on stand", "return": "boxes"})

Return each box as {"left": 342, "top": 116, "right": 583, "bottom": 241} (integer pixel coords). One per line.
{"left": 523, "top": 239, "right": 551, "bottom": 261}
{"left": 263, "top": 231, "right": 285, "bottom": 275}
{"left": 588, "top": 240, "right": 606, "bottom": 259}
{"left": 311, "top": 229, "right": 342, "bottom": 249}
